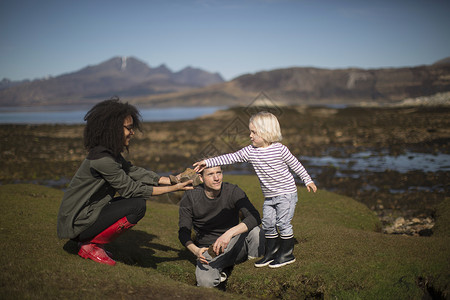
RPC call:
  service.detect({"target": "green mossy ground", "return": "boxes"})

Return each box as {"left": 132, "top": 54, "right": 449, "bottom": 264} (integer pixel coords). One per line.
{"left": 1, "top": 175, "right": 448, "bottom": 299}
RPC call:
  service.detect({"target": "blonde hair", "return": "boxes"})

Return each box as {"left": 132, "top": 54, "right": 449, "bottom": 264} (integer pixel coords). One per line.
{"left": 249, "top": 111, "right": 282, "bottom": 143}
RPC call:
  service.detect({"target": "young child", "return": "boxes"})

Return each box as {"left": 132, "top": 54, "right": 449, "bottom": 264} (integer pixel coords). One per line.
{"left": 193, "top": 111, "right": 317, "bottom": 268}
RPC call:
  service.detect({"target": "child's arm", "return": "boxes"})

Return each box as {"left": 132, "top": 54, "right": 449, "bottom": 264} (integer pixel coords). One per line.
{"left": 280, "top": 145, "right": 317, "bottom": 191}
{"left": 193, "top": 147, "right": 251, "bottom": 173}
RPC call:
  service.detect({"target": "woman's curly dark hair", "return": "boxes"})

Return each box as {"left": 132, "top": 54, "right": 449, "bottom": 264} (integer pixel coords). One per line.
{"left": 83, "top": 97, "right": 142, "bottom": 157}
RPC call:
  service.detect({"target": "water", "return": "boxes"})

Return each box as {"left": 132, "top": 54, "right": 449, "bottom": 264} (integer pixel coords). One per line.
{"left": 226, "top": 151, "right": 449, "bottom": 195}
{"left": 0, "top": 105, "right": 227, "bottom": 124}
{"left": 223, "top": 151, "right": 449, "bottom": 177}
{"left": 301, "top": 151, "right": 450, "bottom": 174}
{"left": 299, "top": 151, "right": 449, "bottom": 194}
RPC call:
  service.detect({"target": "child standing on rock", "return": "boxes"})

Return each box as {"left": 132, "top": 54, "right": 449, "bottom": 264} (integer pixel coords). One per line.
{"left": 194, "top": 111, "right": 317, "bottom": 268}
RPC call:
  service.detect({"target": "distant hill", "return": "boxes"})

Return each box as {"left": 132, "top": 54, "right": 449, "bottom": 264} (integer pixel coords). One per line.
{"left": 1, "top": 56, "right": 450, "bottom": 107}
{"left": 0, "top": 57, "right": 224, "bottom": 106}
{"left": 130, "top": 57, "right": 450, "bottom": 107}
{"left": 0, "top": 78, "right": 30, "bottom": 90}
{"left": 433, "top": 56, "right": 450, "bottom": 65}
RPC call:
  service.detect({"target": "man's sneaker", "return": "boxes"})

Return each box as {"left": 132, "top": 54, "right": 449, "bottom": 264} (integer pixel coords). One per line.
{"left": 220, "top": 271, "right": 227, "bottom": 283}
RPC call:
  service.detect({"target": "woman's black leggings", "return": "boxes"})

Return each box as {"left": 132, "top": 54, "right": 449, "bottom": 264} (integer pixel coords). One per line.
{"left": 78, "top": 197, "right": 146, "bottom": 242}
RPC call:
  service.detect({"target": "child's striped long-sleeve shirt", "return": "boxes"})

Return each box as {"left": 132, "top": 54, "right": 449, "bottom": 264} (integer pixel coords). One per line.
{"left": 205, "top": 143, "right": 314, "bottom": 197}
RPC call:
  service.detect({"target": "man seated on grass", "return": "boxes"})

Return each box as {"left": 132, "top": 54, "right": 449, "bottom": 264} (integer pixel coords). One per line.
{"left": 178, "top": 166, "right": 264, "bottom": 288}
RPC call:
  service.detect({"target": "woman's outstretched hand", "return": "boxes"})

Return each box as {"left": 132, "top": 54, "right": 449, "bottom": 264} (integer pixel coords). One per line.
{"left": 176, "top": 180, "right": 194, "bottom": 191}
{"left": 152, "top": 180, "right": 193, "bottom": 196}
{"left": 193, "top": 160, "right": 207, "bottom": 173}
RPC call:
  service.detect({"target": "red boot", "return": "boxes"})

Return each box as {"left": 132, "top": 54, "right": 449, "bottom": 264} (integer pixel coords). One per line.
{"left": 78, "top": 242, "right": 113, "bottom": 258}
{"left": 78, "top": 243, "right": 116, "bottom": 266}
{"left": 78, "top": 216, "right": 135, "bottom": 266}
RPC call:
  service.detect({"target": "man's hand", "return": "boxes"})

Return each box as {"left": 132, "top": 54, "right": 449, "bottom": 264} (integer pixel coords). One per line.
{"left": 307, "top": 182, "right": 317, "bottom": 193}
{"left": 195, "top": 247, "right": 209, "bottom": 264}
{"left": 212, "top": 231, "right": 233, "bottom": 256}
{"left": 186, "top": 241, "right": 209, "bottom": 264}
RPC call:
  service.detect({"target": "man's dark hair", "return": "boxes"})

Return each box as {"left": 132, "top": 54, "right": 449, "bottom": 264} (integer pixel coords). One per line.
{"left": 83, "top": 97, "right": 142, "bottom": 157}
{"left": 199, "top": 164, "right": 222, "bottom": 176}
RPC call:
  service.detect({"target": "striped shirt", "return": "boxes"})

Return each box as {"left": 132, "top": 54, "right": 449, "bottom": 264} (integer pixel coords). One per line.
{"left": 205, "top": 143, "right": 314, "bottom": 197}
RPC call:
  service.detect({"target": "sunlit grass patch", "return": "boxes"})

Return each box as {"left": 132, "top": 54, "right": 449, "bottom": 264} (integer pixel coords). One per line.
{"left": 1, "top": 178, "right": 449, "bottom": 299}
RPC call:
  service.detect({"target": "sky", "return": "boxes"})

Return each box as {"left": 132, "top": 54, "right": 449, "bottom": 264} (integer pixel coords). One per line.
{"left": 1, "top": 0, "right": 449, "bottom": 82}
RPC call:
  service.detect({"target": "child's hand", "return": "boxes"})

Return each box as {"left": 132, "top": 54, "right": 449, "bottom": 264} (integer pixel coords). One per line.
{"left": 193, "top": 160, "right": 206, "bottom": 173}
{"left": 307, "top": 182, "right": 317, "bottom": 193}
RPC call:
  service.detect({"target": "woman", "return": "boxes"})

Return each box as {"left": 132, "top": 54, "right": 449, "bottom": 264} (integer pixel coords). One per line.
{"left": 57, "top": 98, "right": 193, "bottom": 266}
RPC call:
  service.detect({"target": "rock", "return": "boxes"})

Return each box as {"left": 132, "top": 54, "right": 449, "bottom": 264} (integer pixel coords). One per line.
{"left": 384, "top": 227, "right": 395, "bottom": 234}
{"left": 169, "top": 168, "right": 202, "bottom": 186}
{"left": 394, "top": 217, "right": 405, "bottom": 228}
{"left": 419, "top": 228, "right": 433, "bottom": 237}
{"left": 382, "top": 216, "right": 435, "bottom": 236}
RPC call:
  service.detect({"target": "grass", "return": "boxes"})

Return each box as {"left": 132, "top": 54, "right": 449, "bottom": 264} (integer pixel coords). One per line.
{"left": 1, "top": 175, "right": 449, "bottom": 299}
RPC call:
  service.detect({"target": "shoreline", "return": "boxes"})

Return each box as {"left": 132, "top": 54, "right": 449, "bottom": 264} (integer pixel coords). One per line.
{"left": 1, "top": 105, "right": 448, "bottom": 236}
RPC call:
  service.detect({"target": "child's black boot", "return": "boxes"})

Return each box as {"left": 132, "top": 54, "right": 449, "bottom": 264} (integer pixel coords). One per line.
{"left": 268, "top": 236, "right": 296, "bottom": 268}
{"left": 254, "top": 235, "right": 279, "bottom": 267}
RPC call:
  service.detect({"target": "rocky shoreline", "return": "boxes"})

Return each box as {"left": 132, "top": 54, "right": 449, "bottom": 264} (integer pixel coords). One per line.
{"left": 1, "top": 105, "right": 448, "bottom": 236}
{"left": 381, "top": 214, "right": 434, "bottom": 236}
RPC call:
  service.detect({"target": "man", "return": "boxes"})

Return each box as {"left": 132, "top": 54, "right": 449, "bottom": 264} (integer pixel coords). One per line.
{"left": 178, "top": 166, "right": 264, "bottom": 288}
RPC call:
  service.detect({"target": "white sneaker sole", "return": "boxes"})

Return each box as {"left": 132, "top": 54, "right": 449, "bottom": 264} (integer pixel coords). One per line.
{"left": 220, "top": 272, "right": 227, "bottom": 282}
{"left": 254, "top": 260, "right": 274, "bottom": 268}
{"left": 268, "top": 258, "right": 296, "bottom": 268}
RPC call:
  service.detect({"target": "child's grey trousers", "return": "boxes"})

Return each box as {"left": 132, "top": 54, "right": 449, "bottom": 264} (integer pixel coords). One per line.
{"left": 262, "top": 192, "right": 298, "bottom": 239}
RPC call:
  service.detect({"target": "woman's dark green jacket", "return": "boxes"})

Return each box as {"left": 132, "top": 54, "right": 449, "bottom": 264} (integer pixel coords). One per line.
{"left": 57, "top": 146, "right": 160, "bottom": 239}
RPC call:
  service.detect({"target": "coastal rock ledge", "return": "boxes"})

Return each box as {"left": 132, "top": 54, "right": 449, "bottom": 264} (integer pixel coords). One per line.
{"left": 382, "top": 216, "right": 434, "bottom": 236}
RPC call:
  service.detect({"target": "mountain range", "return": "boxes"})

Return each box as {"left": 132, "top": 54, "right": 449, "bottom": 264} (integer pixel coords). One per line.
{"left": 0, "top": 57, "right": 224, "bottom": 106}
{"left": 1, "top": 56, "right": 449, "bottom": 107}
